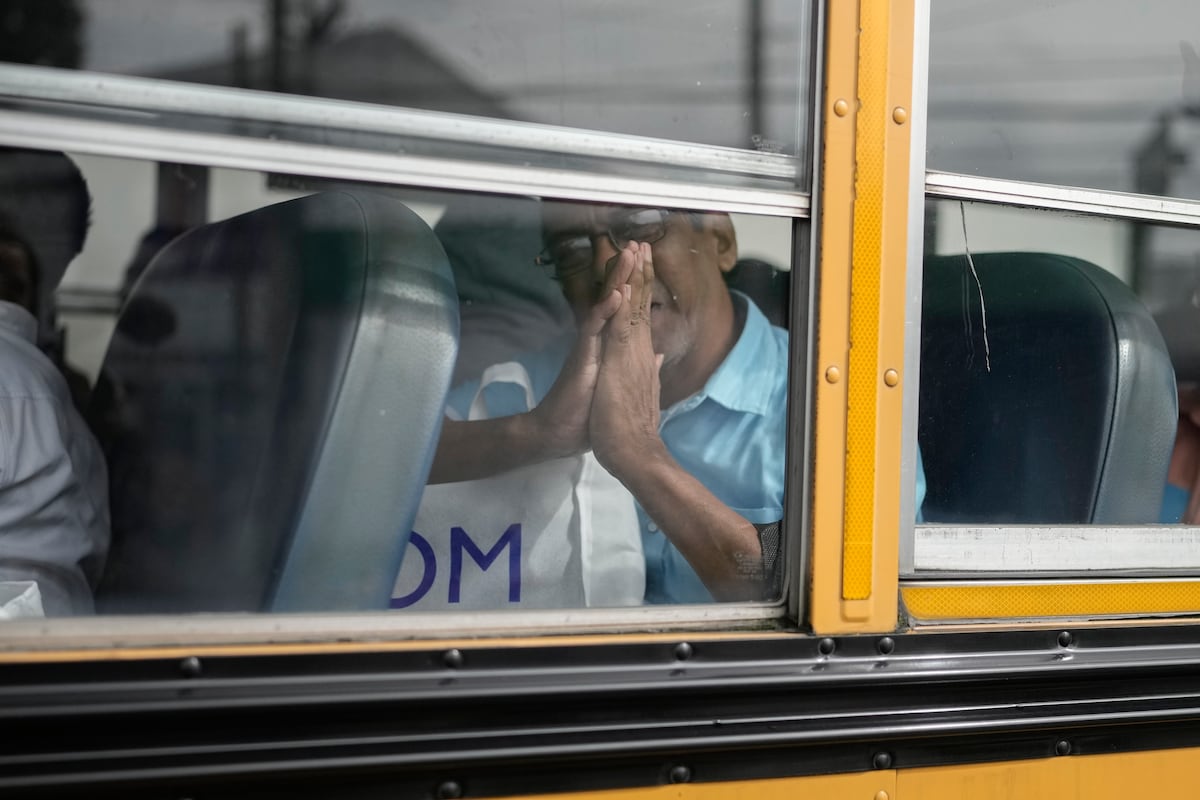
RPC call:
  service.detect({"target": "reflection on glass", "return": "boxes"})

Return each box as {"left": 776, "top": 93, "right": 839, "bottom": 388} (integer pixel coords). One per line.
{"left": 928, "top": 0, "right": 1200, "bottom": 200}
{"left": 2, "top": 150, "right": 793, "bottom": 616}
{"left": 0, "top": 0, "right": 809, "bottom": 156}
{"left": 919, "top": 199, "right": 1188, "bottom": 525}
{"left": 404, "top": 197, "right": 792, "bottom": 609}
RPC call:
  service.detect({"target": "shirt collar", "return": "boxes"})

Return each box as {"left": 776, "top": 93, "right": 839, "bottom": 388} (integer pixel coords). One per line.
{"left": 685, "top": 291, "right": 782, "bottom": 417}
{"left": 0, "top": 301, "right": 37, "bottom": 344}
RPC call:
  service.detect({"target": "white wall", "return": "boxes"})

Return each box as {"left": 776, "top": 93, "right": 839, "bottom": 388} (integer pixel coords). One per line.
{"left": 731, "top": 213, "right": 793, "bottom": 270}
{"left": 934, "top": 200, "right": 1132, "bottom": 284}
{"left": 63, "top": 153, "right": 156, "bottom": 290}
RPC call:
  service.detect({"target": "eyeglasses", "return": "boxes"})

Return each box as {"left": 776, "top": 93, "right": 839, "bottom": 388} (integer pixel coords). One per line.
{"left": 535, "top": 208, "right": 673, "bottom": 281}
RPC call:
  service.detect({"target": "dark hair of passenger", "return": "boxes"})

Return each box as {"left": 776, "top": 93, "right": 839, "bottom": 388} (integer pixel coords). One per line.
{"left": 0, "top": 146, "right": 92, "bottom": 279}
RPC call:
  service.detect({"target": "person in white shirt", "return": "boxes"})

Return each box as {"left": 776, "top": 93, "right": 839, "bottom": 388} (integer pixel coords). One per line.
{"left": 0, "top": 180, "right": 109, "bottom": 616}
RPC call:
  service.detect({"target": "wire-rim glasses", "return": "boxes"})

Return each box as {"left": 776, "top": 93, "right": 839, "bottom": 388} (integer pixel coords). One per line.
{"left": 535, "top": 208, "right": 672, "bottom": 282}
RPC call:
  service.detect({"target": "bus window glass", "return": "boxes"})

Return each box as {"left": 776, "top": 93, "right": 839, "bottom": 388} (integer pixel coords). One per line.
{"left": 928, "top": 0, "right": 1200, "bottom": 201}
{"left": 1, "top": 0, "right": 809, "bottom": 159}
{"left": 917, "top": 199, "right": 1200, "bottom": 558}
{"left": 1, "top": 149, "right": 795, "bottom": 618}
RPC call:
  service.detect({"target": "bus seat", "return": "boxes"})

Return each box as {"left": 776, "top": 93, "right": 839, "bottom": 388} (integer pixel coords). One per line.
{"left": 918, "top": 252, "right": 1176, "bottom": 524}
{"left": 92, "top": 191, "right": 459, "bottom": 613}
{"left": 725, "top": 257, "right": 790, "bottom": 328}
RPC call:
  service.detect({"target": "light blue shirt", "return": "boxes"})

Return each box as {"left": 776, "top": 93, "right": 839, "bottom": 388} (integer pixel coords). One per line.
{"left": 638, "top": 295, "right": 788, "bottom": 603}
{"left": 1161, "top": 483, "right": 1189, "bottom": 523}
{"left": 916, "top": 448, "right": 927, "bottom": 523}
{"left": 449, "top": 293, "right": 787, "bottom": 604}
{"left": 449, "top": 292, "right": 928, "bottom": 604}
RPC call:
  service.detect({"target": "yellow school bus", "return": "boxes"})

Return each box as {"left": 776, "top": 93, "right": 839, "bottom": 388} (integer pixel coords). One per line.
{"left": 2, "top": 1, "right": 1200, "bottom": 798}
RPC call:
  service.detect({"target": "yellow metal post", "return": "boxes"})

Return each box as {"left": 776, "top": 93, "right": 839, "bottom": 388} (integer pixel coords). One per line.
{"left": 810, "top": 0, "right": 915, "bottom": 633}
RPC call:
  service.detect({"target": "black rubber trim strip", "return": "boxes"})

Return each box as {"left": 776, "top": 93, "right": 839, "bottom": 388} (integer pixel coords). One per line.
{"left": 6, "top": 624, "right": 1200, "bottom": 797}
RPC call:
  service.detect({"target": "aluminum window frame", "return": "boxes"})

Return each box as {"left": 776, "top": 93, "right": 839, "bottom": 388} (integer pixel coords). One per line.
{"left": 905, "top": 175, "right": 1200, "bottom": 582}
{"left": 0, "top": 5, "right": 822, "bottom": 648}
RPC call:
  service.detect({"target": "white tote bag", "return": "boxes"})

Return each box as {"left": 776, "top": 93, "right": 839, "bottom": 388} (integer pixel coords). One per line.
{"left": 391, "top": 361, "right": 644, "bottom": 611}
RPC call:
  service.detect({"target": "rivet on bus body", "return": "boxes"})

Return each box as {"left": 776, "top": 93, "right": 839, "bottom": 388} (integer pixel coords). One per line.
{"left": 892, "top": 106, "right": 908, "bottom": 124}
{"left": 1055, "top": 740, "right": 1072, "bottom": 756}
{"left": 669, "top": 765, "right": 693, "bottom": 784}
{"left": 825, "top": 366, "right": 841, "bottom": 383}
{"left": 437, "top": 780, "right": 463, "bottom": 799}
{"left": 873, "top": 751, "right": 893, "bottom": 769}
{"left": 443, "top": 649, "right": 464, "bottom": 669}
{"left": 876, "top": 792, "right": 891, "bottom": 800}
{"left": 884, "top": 369, "right": 900, "bottom": 387}
{"left": 674, "top": 642, "right": 694, "bottom": 661}
{"left": 834, "top": 99, "right": 850, "bottom": 117}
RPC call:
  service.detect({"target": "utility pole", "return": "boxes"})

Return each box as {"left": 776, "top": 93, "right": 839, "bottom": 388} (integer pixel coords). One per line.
{"left": 1130, "top": 112, "right": 1189, "bottom": 294}
{"left": 747, "top": 0, "right": 765, "bottom": 148}
{"left": 269, "top": 0, "right": 289, "bottom": 93}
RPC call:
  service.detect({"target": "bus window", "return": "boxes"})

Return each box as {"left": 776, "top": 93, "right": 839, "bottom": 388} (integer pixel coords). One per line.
{"left": 3, "top": 152, "right": 796, "bottom": 621}
{"left": 908, "top": 198, "right": 1200, "bottom": 578}
{"left": 900, "top": 1, "right": 1200, "bottom": 627}
{"left": 927, "top": 0, "right": 1200, "bottom": 203}
{"left": 919, "top": 199, "right": 1175, "bottom": 522}
{"left": 0, "top": 0, "right": 816, "bottom": 639}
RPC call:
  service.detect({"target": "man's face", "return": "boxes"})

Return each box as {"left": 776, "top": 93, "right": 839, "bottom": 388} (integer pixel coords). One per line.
{"left": 540, "top": 202, "right": 738, "bottom": 368}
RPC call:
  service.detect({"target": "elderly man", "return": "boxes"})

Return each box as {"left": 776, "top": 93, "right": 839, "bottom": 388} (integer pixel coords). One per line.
{"left": 430, "top": 202, "right": 788, "bottom": 603}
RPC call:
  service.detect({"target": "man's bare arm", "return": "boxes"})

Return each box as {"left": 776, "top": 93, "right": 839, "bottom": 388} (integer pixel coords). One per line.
{"left": 615, "top": 446, "right": 766, "bottom": 601}
{"left": 1168, "top": 386, "right": 1200, "bottom": 523}
{"left": 427, "top": 254, "right": 634, "bottom": 485}
{"left": 428, "top": 414, "right": 544, "bottom": 484}
{"left": 590, "top": 243, "right": 767, "bottom": 601}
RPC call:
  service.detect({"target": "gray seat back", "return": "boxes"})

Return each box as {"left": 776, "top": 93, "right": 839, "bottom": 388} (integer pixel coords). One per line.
{"left": 93, "top": 190, "right": 458, "bottom": 612}
{"left": 919, "top": 252, "right": 1176, "bottom": 524}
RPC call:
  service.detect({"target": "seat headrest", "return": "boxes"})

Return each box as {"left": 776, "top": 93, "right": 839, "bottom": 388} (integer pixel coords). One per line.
{"left": 725, "top": 258, "right": 789, "bottom": 328}
{"left": 919, "top": 252, "right": 1176, "bottom": 524}
{"left": 93, "top": 190, "right": 459, "bottom": 613}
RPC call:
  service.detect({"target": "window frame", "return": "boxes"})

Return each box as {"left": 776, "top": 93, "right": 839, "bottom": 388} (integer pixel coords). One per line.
{"left": 0, "top": 3, "right": 822, "bottom": 650}
{"left": 904, "top": 178, "right": 1200, "bottom": 591}
{"left": 903, "top": 0, "right": 1200, "bottom": 626}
